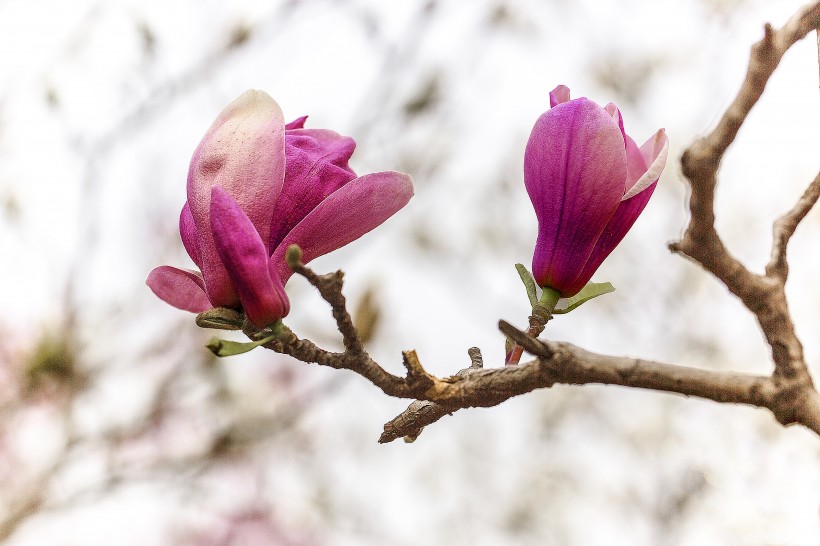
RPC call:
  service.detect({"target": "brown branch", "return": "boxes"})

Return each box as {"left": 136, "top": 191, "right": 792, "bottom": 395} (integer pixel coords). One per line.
{"left": 670, "top": 2, "right": 820, "bottom": 418}
{"left": 380, "top": 400, "right": 447, "bottom": 444}
{"left": 506, "top": 328, "right": 770, "bottom": 404}
{"left": 249, "top": 252, "right": 820, "bottom": 439}
{"left": 236, "top": 4, "right": 820, "bottom": 443}
{"left": 287, "top": 247, "right": 366, "bottom": 357}
{"left": 381, "top": 321, "right": 820, "bottom": 443}
{"left": 240, "top": 250, "right": 438, "bottom": 400}
{"left": 766, "top": 173, "right": 820, "bottom": 279}
{"left": 379, "top": 347, "right": 485, "bottom": 444}
{"left": 687, "top": 2, "right": 819, "bottom": 162}
{"left": 671, "top": 2, "right": 820, "bottom": 303}
{"left": 246, "top": 252, "right": 820, "bottom": 440}
{"left": 261, "top": 221, "right": 820, "bottom": 442}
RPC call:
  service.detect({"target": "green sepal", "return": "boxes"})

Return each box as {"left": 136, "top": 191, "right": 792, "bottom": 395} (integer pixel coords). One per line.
{"left": 206, "top": 333, "right": 277, "bottom": 357}
{"left": 552, "top": 281, "right": 615, "bottom": 315}
{"left": 196, "top": 308, "right": 244, "bottom": 331}
{"left": 515, "top": 263, "right": 539, "bottom": 308}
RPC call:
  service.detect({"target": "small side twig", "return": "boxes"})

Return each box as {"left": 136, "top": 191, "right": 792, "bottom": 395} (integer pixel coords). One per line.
{"left": 286, "top": 245, "right": 366, "bottom": 357}
{"left": 766, "top": 173, "right": 820, "bottom": 279}
{"left": 467, "top": 347, "right": 484, "bottom": 369}
{"left": 380, "top": 347, "right": 485, "bottom": 444}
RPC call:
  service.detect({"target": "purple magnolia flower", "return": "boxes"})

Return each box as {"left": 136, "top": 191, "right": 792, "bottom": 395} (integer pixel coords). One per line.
{"left": 147, "top": 90, "right": 413, "bottom": 327}
{"left": 525, "top": 85, "right": 668, "bottom": 297}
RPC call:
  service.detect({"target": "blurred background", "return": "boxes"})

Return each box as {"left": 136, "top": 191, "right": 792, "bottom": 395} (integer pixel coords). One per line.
{"left": 0, "top": 0, "right": 819, "bottom": 544}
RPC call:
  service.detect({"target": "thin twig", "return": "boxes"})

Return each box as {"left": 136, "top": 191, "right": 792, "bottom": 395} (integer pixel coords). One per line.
{"left": 288, "top": 254, "right": 366, "bottom": 357}
{"left": 766, "top": 173, "right": 820, "bottom": 279}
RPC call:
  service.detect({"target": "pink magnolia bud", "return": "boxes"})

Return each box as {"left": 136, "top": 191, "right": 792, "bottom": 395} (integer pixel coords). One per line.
{"left": 525, "top": 85, "right": 668, "bottom": 297}
{"left": 148, "top": 90, "right": 413, "bottom": 327}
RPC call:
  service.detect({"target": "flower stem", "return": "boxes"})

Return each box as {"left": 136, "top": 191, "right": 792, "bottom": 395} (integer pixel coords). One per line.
{"left": 505, "top": 287, "right": 560, "bottom": 366}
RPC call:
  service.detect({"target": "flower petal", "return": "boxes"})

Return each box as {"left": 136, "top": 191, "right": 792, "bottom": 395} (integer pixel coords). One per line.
{"left": 623, "top": 129, "right": 668, "bottom": 200}
{"left": 210, "top": 186, "right": 290, "bottom": 327}
{"left": 623, "top": 134, "right": 648, "bottom": 195}
{"left": 186, "top": 90, "right": 286, "bottom": 307}
{"left": 268, "top": 127, "right": 358, "bottom": 251}
{"left": 285, "top": 116, "right": 308, "bottom": 130}
{"left": 572, "top": 132, "right": 667, "bottom": 290}
{"left": 525, "top": 98, "right": 627, "bottom": 295}
{"left": 270, "top": 171, "right": 414, "bottom": 282}
{"left": 572, "top": 180, "right": 658, "bottom": 293}
{"left": 549, "top": 85, "right": 571, "bottom": 107}
{"left": 179, "top": 202, "right": 202, "bottom": 268}
{"left": 604, "top": 102, "right": 626, "bottom": 136}
{"left": 146, "top": 266, "right": 211, "bottom": 313}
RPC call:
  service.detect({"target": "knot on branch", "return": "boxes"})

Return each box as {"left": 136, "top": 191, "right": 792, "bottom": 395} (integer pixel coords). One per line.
{"left": 769, "top": 378, "right": 815, "bottom": 427}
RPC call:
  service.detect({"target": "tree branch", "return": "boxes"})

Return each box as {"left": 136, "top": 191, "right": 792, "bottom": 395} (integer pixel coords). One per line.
{"left": 670, "top": 2, "right": 820, "bottom": 409}
{"left": 671, "top": 2, "right": 820, "bottom": 305}
{"left": 766, "top": 173, "right": 820, "bottom": 279}
{"left": 246, "top": 255, "right": 820, "bottom": 441}
{"left": 234, "top": 3, "right": 820, "bottom": 443}
{"left": 287, "top": 248, "right": 366, "bottom": 357}
{"left": 380, "top": 321, "right": 801, "bottom": 443}
{"left": 380, "top": 348, "right": 485, "bottom": 443}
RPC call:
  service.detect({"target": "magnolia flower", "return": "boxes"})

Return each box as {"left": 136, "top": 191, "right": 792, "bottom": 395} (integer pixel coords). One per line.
{"left": 525, "top": 85, "right": 668, "bottom": 298}
{"left": 147, "top": 90, "right": 413, "bottom": 327}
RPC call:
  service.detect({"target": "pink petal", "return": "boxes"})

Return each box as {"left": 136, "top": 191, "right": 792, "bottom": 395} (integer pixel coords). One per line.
{"left": 641, "top": 128, "right": 668, "bottom": 164}
{"left": 623, "top": 128, "right": 668, "bottom": 200}
{"left": 525, "top": 98, "right": 627, "bottom": 296}
{"left": 268, "top": 127, "right": 358, "bottom": 250}
{"left": 623, "top": 134, "right": 648, "bottom": 195}
{"left": 270, "top": 171, "right": 414, "bottom": 282}
{"left": 573, "top": 131, "right": 668, "bottom": 289}
{"left": 285, "top": 116, "right": 308, "bottom": 130}
{"left": 210, "top": 186, "right": 290, "bottom": 327}
{"left": 179, "top": 202, "right": 202, "bottom": 268}
{"left": 604, "top": 102, "right": 625, "bottom": 136}
{"left": 572, "top": 180, "right": 658, "bottom": 293}
{"left": 549, "top": 85, "right": 571, "bottom": 108}
{"left": 186, "top": 90, "right": 286, "bottom": 307}
{"left": 146, "top": 266, "right": 211, "bottom": 313}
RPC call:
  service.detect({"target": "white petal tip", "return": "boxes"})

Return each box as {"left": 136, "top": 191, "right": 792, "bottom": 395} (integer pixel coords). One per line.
{"left": 622, "top": 132, "right": 669, "bottom": 201}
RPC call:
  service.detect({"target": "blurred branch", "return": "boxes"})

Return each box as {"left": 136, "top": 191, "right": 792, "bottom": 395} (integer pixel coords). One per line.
{"left": 0, "top": 410, "right": 80, "bottom": 542}
{"left": 242, "top": 3, "right": 820, "bottom": 443}
{"left": 0, "top": 327, "right": 311, "bottom": 541}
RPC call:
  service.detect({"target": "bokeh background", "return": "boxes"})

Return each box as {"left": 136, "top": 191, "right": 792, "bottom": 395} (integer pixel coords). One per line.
{"left": 0, "top": 0, "right": 819, "bottom": 544}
